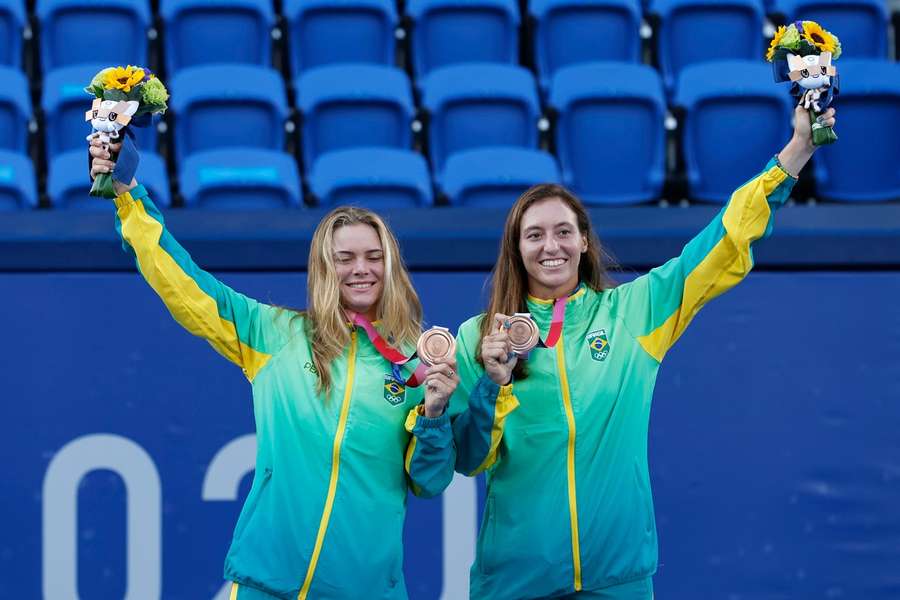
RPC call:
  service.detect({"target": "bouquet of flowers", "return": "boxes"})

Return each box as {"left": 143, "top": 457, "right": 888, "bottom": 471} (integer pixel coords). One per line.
{"left": 84, "top": 65, "right": 168, "bottom": 198}
{"left": 767, "top": 21, "right": 841, "bottom": 146}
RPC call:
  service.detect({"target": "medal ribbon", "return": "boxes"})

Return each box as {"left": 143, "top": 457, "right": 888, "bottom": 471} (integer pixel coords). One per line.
{"left": 537, "top": 292, "right": 568, "bottom": 348}
{"left": 526, "top": 283, "right": 581, "bottom": 350}
{"left": 348, "top": 312, "right": 428, "bottom": 387}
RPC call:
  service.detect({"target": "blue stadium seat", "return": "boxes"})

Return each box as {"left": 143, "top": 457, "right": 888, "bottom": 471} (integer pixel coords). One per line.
{"left": 0, "top": 66, "right": 29, "bottom": 153}
{"left": 284, "top": 0, "right": 397, "bottom": 77}
{"left": 0, "top": 0, "right": 24, "bottom": 68}
{"left": 674, "top": 60, "right": 793, "bottom": 203}
{"left": 309, "top": 148, "right": 433, "bottom": 207}
{"left": 813, "top": 60, "right": 900, "bottom": 203}
{"left": 0, "top": 150, "right": 37, "bottom": 210}
{"left": 422, "top": 63, "right": 540, "bottom": 182}
{"left": 772, "top": 0, "right": 889, "bottom": 59}
{"left": 407, "top": 0, "right": 519, "bottom": 79}
{"left": 442, "top": 147, "right": 561, "bottom": 206}
{"left": 180, "top": 148, "right": 302, "bottom": 209}
{"left": 549, "top": 62, "right": 665, "bottom": 205}
{"left": 43, "top": 64, "right": 159, "bottom": 160}
{"left": 160, "top": 0, "right": 274, "bottom": 75}
{"left": 36, "top": 0, "right": 149, "bottom": 71}
{"left": 170, "top": 65, "right": 288, "bottom": 164}
{"left": 530, "top": 0, "right": 643, "bottom": 93}
{"left": 48, "top": 148, "right": 170, "bottom": 209}
{"left": 295, "top": 64, "right": 414, "bottom": 170}
{"left": 650, "top": 0, "right": 765, "bottom": 94}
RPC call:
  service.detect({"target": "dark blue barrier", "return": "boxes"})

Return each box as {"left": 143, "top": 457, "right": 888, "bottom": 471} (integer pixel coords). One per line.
{"left": 1, "top": 271, "right": 898, "bottom": 598}
{"left": 2, "top": 204, "right": 900, "bottom": 271}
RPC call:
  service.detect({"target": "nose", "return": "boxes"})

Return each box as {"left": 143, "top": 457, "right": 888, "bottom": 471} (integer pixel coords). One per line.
{"left": 543, "top": 236, "right": 560, "bottom": 253}
{"left": 352, "top": 257, "right": 369, "bottom": 275}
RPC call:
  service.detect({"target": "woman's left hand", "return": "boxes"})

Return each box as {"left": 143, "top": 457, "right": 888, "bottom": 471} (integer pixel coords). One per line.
{"left": 779, "top": 105, "right": 838, "bottom": 176}
{"left": 792, "top": 104, "right": 836, "bottom": 149}
{"left": 423, "top": 357, "right": 459, "bottom": 418}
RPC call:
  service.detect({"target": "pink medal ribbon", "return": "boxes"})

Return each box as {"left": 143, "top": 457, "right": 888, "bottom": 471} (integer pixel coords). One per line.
{"left": 507, "top": 284, "right": 579, "bottom": 356}
{"left": 537, "top": 291, "right": 569, "bottom": 348}
{"left": 348, "top": 312, "right": 429, "bottom": 387}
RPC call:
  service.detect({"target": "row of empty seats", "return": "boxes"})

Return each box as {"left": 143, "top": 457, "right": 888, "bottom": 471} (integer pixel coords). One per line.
{"left": 2, "top": 59, "right": 899, "bottom": 209}
{"left": 0, "top": 0, "right": 894, "bottom": 89}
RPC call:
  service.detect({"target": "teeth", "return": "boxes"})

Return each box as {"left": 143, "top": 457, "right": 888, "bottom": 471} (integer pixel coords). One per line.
{"left": 541, "top": 259, "right": 565, "bottom": 267}
{"left": 349, "top": 283, "right": 373, "bottom": 289}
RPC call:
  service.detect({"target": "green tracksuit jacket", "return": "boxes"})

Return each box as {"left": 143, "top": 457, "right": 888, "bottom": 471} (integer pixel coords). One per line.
{"left": 113, "top": 185, "right": 455, "bottom": 599}
{"left": 450, "top": 158, "right": 797, "bottom": 599}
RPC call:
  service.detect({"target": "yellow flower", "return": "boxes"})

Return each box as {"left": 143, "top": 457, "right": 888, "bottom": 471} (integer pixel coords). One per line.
{"left": 102, "top": 65, "right": 145, "bottom": 93}
{"left": 766, "top": 25, "right": 787, "bottom": 61}
{"left": 802, "top": 21, "right": 836, "bottom": 54}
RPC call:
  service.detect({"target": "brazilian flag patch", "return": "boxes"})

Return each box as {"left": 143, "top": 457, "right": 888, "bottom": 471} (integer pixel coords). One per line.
{"left": 586, "top": 329, "right": 610, "bottom": 362}
{"left": 383, "top": 375, "right": 406, "bottom": 406}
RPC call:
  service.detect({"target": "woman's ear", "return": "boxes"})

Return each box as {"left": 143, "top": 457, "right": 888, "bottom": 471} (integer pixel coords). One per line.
{"left": 581, "top": 234, "right": 588, "bottom": 253}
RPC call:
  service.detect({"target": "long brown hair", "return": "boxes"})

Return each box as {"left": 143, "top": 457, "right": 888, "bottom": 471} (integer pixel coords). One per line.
{"left": 478, "top": 184, "right": 617, "bottom": 378}
{"left": 303, "top": 206, "right": 422, "bottom": 394}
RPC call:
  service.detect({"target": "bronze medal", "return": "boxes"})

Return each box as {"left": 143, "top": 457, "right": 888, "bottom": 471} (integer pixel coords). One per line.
{"left": 417, "top": 326, "right": 456, "bottom": 366}
{"left": 508, "top": 313, "right": 539, "bottom": 355}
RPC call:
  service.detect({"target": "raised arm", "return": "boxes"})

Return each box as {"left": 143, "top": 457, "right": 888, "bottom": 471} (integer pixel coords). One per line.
{"left": 614, "top": 105, "right": 834, "bottom": 363}
{"left": 90, "top": 141, "right": 293, "bottom": 382}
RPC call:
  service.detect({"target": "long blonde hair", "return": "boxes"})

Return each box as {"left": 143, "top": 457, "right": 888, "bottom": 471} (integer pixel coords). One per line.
{"left": 479, "top": 184, "right": 617, "bottom": 379}
{"left": 304, "top": 206, "right": 422, "bottom": 394}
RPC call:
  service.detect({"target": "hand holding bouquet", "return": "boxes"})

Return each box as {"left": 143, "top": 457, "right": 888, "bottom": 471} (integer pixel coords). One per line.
{"left": 84, "top": 65, "right": 168, "bottom": 198}
{"left": 767, "top": 21, "right": 841, "bottom": 146}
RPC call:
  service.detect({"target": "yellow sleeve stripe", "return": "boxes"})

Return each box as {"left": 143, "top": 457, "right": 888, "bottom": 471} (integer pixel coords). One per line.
{"left": 469, "top": 385, "right": 519, "bottom": 476}
{"left": 637, "top": 163, "right": 787, "bottom": 362}
{"left": 118, "top": 195, "right": 272, "bottom": 381}
{"left": 404, "top": 407, "right": 424, "bottom": 495}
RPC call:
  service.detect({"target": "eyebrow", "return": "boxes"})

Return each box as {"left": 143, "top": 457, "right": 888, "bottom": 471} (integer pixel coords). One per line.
{"left": 334, "top": 249, "right": 383, "bottom": 255}
{"left": 523, "top": 222, "right": 576, "bottom": 231}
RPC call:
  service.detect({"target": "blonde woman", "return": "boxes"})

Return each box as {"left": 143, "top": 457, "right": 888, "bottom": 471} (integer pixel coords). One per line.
{"left": 89, "top": 139, "right": 459, "bottom": 599}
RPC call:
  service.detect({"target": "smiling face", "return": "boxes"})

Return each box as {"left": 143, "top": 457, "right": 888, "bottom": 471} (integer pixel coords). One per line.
{"left": 332, "top": 223, "right": 385, "bottom": 320}
{"left": 518, "top": 197, "right": 588, "bottom": 299}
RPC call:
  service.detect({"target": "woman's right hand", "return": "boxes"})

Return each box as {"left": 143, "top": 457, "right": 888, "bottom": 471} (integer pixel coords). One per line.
{"left": 89, "top": 138, "right": 137, "bottom": 195}
{"left": 481, "top": 313, "right": 518, "bottom": 386}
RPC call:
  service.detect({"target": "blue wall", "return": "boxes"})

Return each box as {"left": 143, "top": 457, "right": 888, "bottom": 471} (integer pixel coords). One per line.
{"left": 2, "top": 271, "right": 899, "bottom": 599}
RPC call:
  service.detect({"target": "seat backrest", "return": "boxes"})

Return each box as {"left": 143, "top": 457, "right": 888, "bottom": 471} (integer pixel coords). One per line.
{"left": 0, "top": 65, "right": 29, "bottom": 153}
{"left": 0, "top": 0, "right": 25, "bottom": 68}
{"left": 813, "top": 59, "right": 900, "bottom": 202}
{"left": 549, "top": 62, "right": 666, "bottom": 205}
{"left": 284, "top": 0, "right": 397, "bottom": 77}
{"left": 296, "top": 64, "right": 414, "bottom": 168}
{"left": 0, "top": 149, "right": 36, "bottom": 210}
{"left": 422, "top": 63, "right": 540, "bottom": 178}
{"left": 181, "top": 148, "right": 302, "bottom": 209}
{"left": 530, "top": 0, "right": 642, "bottom": 92}
{"left": 442, "top": 147, "right": 561, "bottom": 206}
{"left": 310, "top": 147, "right": 433, "bottom": 208}
{"left": 407, "top": 0, "right": 519, "bottom": 78}
{"left": 36, "top": 0, "right": 149, "bottom": 71}
{"left": 170, "top": 65, "right": 288, "bottom": 163}
{"left": 43, "top": 64, "right": 159, "bottom": 159}
{"left": 675, "top": 60, "right": 793, "bottom": 203}
{"left": 160, "top": 0, "right": 274, "bottom": 75}
{"left": 650, "top": 0, "right": 765, "bottom": 94}
{"left": 773, "top": 0, "right": 889, "bottom": 59}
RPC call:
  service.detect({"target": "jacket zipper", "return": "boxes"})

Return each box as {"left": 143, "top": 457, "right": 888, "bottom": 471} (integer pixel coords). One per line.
{"left": 556, "top": 329, "right": 582, "bottom": 591}
{"left": 298, "top": 333, "right": 357, "bottom": 599}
